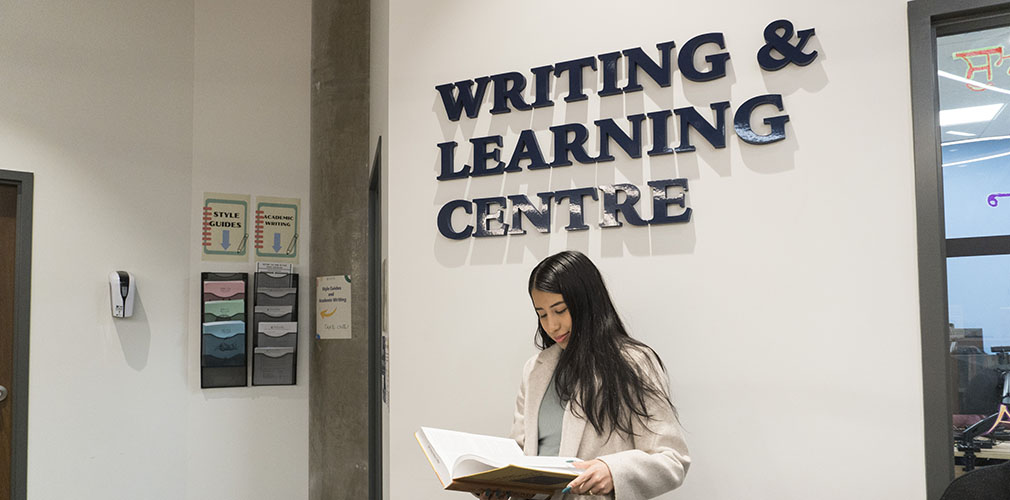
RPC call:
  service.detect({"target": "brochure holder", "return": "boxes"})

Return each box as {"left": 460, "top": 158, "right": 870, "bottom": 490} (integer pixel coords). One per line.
{"left": 252, "top": 272, "right": 298, "bottom": 385}
{"left": 201, "top": 273, "right": 249, "bottom": 388}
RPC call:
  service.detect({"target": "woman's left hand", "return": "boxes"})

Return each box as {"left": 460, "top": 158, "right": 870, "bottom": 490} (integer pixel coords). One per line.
{"left": 567, "top": 459, "right": 613, "bottom": 496}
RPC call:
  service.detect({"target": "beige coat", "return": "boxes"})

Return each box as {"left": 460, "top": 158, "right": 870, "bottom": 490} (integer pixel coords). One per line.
{"left": 509, "top": 344, "right": 690, "bottom": 500}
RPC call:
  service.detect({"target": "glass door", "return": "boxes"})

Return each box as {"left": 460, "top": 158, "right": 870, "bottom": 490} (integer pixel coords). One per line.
{"left": 936, "top": 21, "right": 1010, "bottom": 477}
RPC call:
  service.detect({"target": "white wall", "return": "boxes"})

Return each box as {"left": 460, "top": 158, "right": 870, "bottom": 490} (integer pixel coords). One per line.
{"left": 0, "top": 1, "right": 310, "bottom": 498}
{"left": 385, "top": 1, "right": 925, "bottom": 499}
{"left": 187, "top": 2, "right": 311, "bottom": 499}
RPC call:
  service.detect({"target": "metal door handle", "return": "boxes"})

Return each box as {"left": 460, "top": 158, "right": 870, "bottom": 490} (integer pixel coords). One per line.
{"left": 0, "top": 385, "right": 7, "bottom": 402}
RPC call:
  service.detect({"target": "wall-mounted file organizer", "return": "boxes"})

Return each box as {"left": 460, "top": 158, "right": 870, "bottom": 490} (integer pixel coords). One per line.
{"left": 201, "top": 273, "right": 249, "bottom": 388}
{"left": 252, "top": 272, "right": 298, "bottom": 386}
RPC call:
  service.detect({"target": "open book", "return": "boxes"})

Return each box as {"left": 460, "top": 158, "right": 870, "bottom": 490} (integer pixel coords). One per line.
{"left": 416, "top": 427, "right": 580, "bottom": 498}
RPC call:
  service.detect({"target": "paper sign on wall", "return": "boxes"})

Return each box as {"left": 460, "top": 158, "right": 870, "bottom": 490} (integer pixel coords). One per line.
{"left": 316, "top": 275, "right": 351, "bottom": 339}
{"left": 202, "top": 193, "right": 249, "bottom": 262}
{"left": 255, "top": 196, "right": 300, "bottom": 264}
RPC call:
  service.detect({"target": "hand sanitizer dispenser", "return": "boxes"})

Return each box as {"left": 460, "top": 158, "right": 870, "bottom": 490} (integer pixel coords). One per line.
{"left": 109, "top": 271, "right": 136, "bottom": 318}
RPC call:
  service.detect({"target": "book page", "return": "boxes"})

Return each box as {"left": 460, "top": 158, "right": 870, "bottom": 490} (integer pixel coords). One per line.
{"left": 419, "top": 427, "right": 524, "bottom": 477}
{"left": 453, "top": 455, "right": 504, "bottom": 478}
{"left": 454, "top": 456, "right": 580, "bottom": 481}
{"left": 415, "top": 431, "right": 452, "bottom": 487}
{"left": 512, "top": 456, "right": 582, "bottom": 473}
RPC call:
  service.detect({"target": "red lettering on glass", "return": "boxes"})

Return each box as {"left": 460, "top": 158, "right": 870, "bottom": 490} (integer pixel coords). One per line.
{"left": 953, "top": 46, "right": 1010, "bottom": 91}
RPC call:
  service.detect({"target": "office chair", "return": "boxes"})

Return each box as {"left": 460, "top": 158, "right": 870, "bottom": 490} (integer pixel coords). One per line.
{"left": 939, "top": 460, "right": 1010, "bottom": 500}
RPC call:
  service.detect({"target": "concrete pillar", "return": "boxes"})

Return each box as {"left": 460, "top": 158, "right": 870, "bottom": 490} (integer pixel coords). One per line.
{"left": 309, "top": 0, "right": 370, "bottom": 498}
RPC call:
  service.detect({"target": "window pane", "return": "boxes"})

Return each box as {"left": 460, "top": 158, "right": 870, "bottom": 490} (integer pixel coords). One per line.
{"left": 943, "top": 154, "right": 1010, "bottom": 238}
{"left": 945, "top": 254, "right": 1010, "bottom": 476}
{"left": 939, "top": 27, "right": 1010, "bottom": 239}
{"left": 947, "top": 255, "right": 1010, "bottom": 355}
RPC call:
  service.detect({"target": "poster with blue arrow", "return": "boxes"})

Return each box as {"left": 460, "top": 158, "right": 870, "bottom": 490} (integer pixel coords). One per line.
{"left": 202, "top": 193, "right": 250, "bottom": 262}
{"left": 254, "top": 196, "right": 300, "bottom": 264}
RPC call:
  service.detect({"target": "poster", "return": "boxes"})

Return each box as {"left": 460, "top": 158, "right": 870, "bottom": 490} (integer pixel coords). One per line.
{"left": 255, "top": 196, "right": 300, "bottom": 264}
{"left": 202, "top": 193, "right": 249, "bottom": 262}
{"left": 316, "top": 275, "right": 351, "bottom": 339}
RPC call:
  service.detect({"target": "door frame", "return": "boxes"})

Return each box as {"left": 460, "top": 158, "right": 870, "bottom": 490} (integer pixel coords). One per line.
{"left": 908, "top": 1, "right": 1010, "bottom": 498}
{"left": 0, "top": 169, "right": 31, "bottom": 500}
{"left": 367, "top": 137, "right": 383, "bottom": 500}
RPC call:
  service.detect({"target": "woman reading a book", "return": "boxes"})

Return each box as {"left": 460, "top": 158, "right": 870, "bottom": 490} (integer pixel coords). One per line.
{"left": 481, "top": 251, "right": 689, "bottom": 500}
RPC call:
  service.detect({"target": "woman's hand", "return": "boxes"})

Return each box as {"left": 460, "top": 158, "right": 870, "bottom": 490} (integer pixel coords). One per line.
{"left": 476, "top": 489, "right": 524, "bottom": 500}
{"left": 565, "top": 459, "right": 614, "bottom": 496}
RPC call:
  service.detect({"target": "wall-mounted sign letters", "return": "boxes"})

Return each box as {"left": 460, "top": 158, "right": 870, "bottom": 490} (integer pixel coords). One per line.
{"left": 202, "top": 193, "right": 249, "bottom": 261}
{"left": 433, "top": 19, "right": 819, "bottom": 239}
{"left": 756, "top": 20, "right": 818, "bottom": 71}
{"left": 254, "top": 196, "right": 300, "bottom": 264}
{"left": 316, "top": 275, "right": 351, "bottom": 340}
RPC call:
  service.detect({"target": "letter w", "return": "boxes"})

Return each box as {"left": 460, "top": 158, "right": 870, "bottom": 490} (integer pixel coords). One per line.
{"left": 435, "top": 77, "right": 491, "bottom": 121}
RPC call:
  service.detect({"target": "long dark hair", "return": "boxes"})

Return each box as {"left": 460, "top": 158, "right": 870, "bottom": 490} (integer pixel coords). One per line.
{"left": 528, "top": 250, "right": 674, "bottom": 437}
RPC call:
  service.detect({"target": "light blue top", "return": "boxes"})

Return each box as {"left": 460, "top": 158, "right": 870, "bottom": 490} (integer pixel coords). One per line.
{"left": 537, "top": 370, "right": 566, "bottom": 456}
